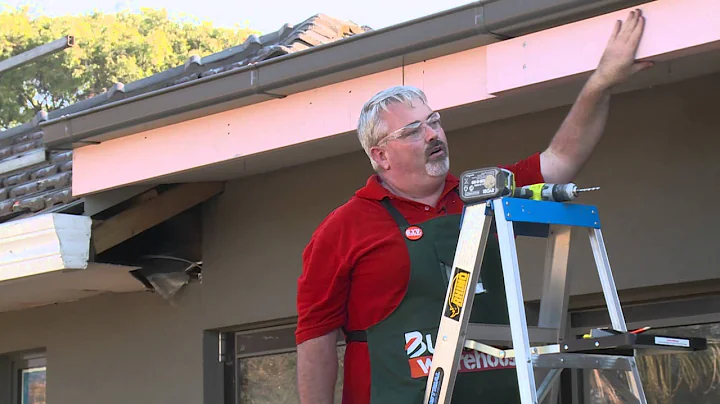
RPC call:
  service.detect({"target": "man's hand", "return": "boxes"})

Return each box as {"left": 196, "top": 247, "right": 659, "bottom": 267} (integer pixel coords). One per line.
{"left": 590, "top": 8, "right": 654, "bottom": 92}
{"left": 540, "top": 9, "right": 653, "bottom": 183}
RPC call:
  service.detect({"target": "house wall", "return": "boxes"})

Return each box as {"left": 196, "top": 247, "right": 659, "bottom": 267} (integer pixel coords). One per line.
{"left": 0, "top": 71, "right": 718, "bottom": 404}
{"left": 202, "top": 71, "right": 720, "bottom": 325}
{"left": 0, "top": 285, "right": 208, "bottom": 404}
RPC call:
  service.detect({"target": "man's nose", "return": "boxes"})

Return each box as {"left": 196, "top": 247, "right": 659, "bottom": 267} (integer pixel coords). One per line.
{"left": 423, "top": 123, "right": 439, "bottom": 142}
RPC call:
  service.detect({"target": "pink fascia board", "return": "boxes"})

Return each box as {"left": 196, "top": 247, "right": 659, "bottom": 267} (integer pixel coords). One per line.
{"left": 486, "top": 0, "right": 720, "bottom": 94}
{"left": 71, "top": 47, "right": 491, "bottom": 196}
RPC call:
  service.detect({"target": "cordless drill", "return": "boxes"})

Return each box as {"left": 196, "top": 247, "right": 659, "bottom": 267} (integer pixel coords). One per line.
{"left": 512, "top": 182, "right": 600, "bottom": 202}
{"left": 458, "top": 167, "right": 599, "bottom": 204}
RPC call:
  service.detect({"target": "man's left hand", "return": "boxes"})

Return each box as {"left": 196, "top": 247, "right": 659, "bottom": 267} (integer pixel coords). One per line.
{"left": 591, "top": 8, "right": 654, "bottom": 91}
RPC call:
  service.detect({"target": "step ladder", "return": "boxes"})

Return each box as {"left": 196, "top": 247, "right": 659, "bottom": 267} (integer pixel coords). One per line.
{"left": 423, "top": 167, "right": 707, "bottom": 404}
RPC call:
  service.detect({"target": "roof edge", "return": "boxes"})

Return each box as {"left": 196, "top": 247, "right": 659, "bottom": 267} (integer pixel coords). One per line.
{"left": 41, "top": 0, "right": 650, "bottom": 149}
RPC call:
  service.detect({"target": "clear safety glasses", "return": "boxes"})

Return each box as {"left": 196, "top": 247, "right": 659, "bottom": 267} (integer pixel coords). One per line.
{"left": 377, "top": 111, "right": 442, "bottom": 145}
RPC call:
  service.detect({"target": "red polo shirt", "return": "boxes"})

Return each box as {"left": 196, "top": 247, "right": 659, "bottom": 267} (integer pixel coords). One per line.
{"left": 296, "top": 153, "right": 545, "bottom": 403}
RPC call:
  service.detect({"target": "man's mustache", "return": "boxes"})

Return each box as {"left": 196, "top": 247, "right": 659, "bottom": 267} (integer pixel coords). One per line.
{"left": 425, "top": 139, "right": 447, "bottom": 158}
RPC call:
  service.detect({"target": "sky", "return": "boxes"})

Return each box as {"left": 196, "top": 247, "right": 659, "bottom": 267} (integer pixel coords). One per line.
{"left": 1, "top": 0, "right": 475, "bottom": 34}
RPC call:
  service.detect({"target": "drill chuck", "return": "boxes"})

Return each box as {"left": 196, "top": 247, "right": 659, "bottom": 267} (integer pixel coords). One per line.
{"left": 548, "top": 183, "right": 579, "bottom": 202}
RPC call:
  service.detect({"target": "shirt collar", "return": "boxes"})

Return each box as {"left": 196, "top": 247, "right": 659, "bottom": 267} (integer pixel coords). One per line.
{"left": 355, "top": 173, "right": 459, "bottom": 204}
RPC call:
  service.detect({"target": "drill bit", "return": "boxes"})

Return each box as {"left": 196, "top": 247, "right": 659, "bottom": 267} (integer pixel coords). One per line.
{"left": 576, "top": 186, "right": 600, "bottom": 194}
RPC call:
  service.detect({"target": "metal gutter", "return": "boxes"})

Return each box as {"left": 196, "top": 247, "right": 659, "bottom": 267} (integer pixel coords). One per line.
{"left": 0, "top": 212, "right": 146, "bottom": 313}
{"left": 41, "top": 0, "right": 648, "bottom": 149}
{"left": 0, "top": 213, "right": 91, "bottom": 281}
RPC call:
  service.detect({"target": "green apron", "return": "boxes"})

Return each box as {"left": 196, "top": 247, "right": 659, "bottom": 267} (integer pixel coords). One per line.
{"left": 352, "top": 196, "right": 521, "bottom": 403}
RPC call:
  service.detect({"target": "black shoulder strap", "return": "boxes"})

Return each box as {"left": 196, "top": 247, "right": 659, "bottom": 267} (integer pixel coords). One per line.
{"left": 380, "top": 197, "right": 409, "bottom": 227}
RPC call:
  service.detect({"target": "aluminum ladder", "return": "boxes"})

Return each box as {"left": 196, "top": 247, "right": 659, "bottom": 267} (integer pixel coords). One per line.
{"left": 423, "top": 167, "right": 707, "bottom": 404}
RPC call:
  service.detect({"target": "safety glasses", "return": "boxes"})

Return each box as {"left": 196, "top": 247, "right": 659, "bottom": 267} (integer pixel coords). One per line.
{"left": 377, "top": 111, "right": 442, "bottom": 145}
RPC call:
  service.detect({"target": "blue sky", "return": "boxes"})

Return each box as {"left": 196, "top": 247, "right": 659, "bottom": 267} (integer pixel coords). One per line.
{"left": 2, "top": 0, "right": 474, "bottom": 34}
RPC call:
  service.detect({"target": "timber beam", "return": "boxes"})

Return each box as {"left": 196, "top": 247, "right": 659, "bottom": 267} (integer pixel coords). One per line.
{"left": 91, "top": 182, "right": 224, "bottom": 254}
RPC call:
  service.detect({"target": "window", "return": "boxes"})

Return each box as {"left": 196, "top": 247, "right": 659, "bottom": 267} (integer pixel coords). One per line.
{"left": 567, "top": 292, "right": 720, "bottom": 403}
{"left": 224, "top": 292, "right": 720, "bottom": 403}
{"left": 588, "top": 322, "right": 720, "bottom": 404}
{"left": 238, "top": 346, "right": 345, "bottom": 403}
{"left": 230, "top": 324, "right": 344, "bottom": 403}
{"left": 9, "top": 350, "right": 46, "bottom": 404}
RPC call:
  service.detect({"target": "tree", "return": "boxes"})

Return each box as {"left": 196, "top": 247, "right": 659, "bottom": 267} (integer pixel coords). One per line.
{"left": 0, "top": 6, "right": 259, "bottom": 129}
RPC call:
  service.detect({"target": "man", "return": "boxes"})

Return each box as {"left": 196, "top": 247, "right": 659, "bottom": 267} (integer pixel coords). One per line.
{"left": 296, "top": 9, "right": 652, "bottom": 404}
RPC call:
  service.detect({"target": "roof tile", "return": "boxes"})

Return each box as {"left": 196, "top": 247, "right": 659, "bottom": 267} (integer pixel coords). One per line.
{"left": 0, "top": 146, "right": 12, "bottom": 160}
{"left": 4, "top": 172, "right": 31, "bottom": 187}
{"left": 0, "top": 200, "right": 13, "bottom": 216}
{"left": 12, "top": 139, "right": 42, "bottom": 154}
{"left": 0, "top": 13, "right": 370, "bottom": 224}
{"left": 9, "top": 182, "right": 38, "bottom": 198}
{"left": 12, "top": 131, "right": 43, "bottom": 145}
{"left": 32, "top": 164, "right": 59, "bottom": 179}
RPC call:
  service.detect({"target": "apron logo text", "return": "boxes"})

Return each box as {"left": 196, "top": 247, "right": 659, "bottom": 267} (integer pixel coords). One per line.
{"left": 404, "top": 330, "right": 515, "bottom": 378}
{"left": 408, "top": 351, "right": 516, "bottom": 379}
{"left": 405, "top": 331, "right": 434, "bottom": 358}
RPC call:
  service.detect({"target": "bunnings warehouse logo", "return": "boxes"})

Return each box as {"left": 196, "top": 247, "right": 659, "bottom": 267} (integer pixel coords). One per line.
{"left": 444, "top": 267, "right": 470, "bottom": 321}
{"left": 404, "top": 331, "right": 515, "bottom": 378}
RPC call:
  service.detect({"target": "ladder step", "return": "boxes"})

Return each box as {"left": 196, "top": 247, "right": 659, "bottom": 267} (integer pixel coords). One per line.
{"left": 561, "top": 332, "right": 707, "bottom": 356}
{"left": 532, "top": 353, "right": 635, "bottom": 371}
{"left": 467, "top": 323, "right": 558, "bottom": 344}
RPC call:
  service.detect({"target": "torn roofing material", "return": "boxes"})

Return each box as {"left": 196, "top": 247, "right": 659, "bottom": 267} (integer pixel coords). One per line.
{"left": 0, "top": 14, "right": 370, "bottom": 224}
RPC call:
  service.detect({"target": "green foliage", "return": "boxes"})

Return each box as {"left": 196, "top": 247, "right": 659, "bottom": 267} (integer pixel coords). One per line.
{"left": 0, "top": 6, "right": 259, "bottom": 129}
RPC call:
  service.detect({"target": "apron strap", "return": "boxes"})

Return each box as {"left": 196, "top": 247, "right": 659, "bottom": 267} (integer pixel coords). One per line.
{"left": 344, "top": 330, "right": 368, "bottom": 343}
{"left": 380, "top": 197, "right": 409, "bottom": 227}
{"left": 344, "top": 197, "right": 411, "bottom": 344}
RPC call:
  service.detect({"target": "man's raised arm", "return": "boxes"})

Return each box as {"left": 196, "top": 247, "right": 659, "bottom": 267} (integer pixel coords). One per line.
{"left": 540, "top": 9, "right": 654, "bottom": 183}
{"left": 297, "top": 329, "right": 340, "bottom": 404}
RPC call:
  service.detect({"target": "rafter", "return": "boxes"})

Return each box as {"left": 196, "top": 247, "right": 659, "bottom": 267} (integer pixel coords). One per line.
{"left": 91, "top": 182, "right": 224, "bottom": 254}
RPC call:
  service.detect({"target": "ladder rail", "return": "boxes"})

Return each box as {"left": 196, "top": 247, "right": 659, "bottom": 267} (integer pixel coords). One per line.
{"left": 423, "top": 203, "right": 493, "bottom": 404}
{"left": 537, "top": 225, "right": 572, "bottom": 403}
{"left": 493, "top": 199, "right": 539, "bottom": 404}
{"left": 588, "top": 228, "right": 647, "bottom": 404}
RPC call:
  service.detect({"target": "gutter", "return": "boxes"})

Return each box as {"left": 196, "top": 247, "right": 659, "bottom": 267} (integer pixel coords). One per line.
{"left": 0, "top": 213, "right": 91, "bottom": 281}
{"left": 0, "top": 212, "right": 146, "bottom": 313}
{"left": 41, "top": 0, "right": 649, "bottom": 149}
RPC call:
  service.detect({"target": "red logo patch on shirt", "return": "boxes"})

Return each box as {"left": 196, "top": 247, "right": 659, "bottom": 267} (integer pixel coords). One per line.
{"left": 405, "top": 226, "right": 423, "bottom": 240}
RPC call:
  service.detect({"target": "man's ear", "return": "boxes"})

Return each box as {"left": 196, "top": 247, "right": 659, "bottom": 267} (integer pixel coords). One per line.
{"left": 369, "top": 146, "right": 391, "bottom": 171}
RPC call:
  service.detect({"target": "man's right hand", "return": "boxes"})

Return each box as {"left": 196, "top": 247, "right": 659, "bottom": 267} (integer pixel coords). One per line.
{"left": 297, "top": 329, "right": 341, "bottom": 403}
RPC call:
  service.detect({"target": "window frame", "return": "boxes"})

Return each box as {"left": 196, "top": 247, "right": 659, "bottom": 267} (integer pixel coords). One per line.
{"left": 8, "top": 350, "right": 46, "bottom": 404}
{"left": 227, "top": 319, "right": 345, "bottom": 404}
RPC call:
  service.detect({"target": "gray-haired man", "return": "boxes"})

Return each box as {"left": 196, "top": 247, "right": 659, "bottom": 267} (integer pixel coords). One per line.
{"left": 296, "top": 9, "right": 651, "bottom": 404}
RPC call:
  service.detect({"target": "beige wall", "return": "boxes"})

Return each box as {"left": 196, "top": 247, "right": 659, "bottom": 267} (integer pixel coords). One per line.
{"left": 0, "top": 286, "right": 207, "bottom": 404}
{"left": 1, "top": 71, "right": 719, "bottom": 404}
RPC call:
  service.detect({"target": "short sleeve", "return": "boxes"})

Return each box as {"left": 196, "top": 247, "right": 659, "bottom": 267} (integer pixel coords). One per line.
{"left": 501, "top": 152, "right": 545, "bottom": 187}
{"left": 295, "top": 218, "right": 351, "bottom": 345}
